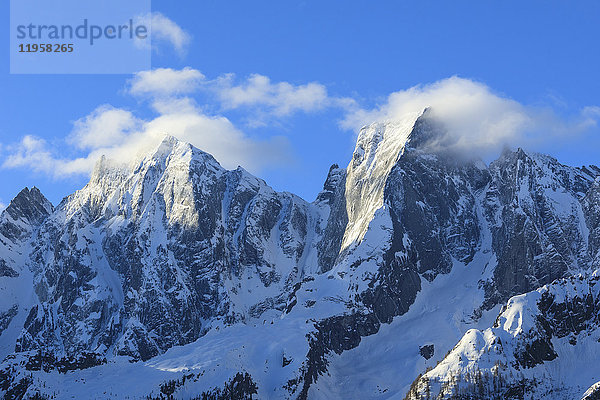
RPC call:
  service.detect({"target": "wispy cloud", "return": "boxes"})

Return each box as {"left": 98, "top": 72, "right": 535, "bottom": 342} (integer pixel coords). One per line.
{"left": 209, "top": 73, "right": 356, "bottom": 126}
{"left": 582, "top": 105, "right": 600, "bottom": 123}
{"left": 3, "top": 135, "right": 92, "bottom": 178}
{"left": 135, "top": 12, "right": 191, "bottom": 57}
{"left": 129, "top": 68, "right": 205, "bottom": 97}
{"left": 214, "top": 74, "right": 329, "bottom": 116}
{"left": 0, "top": 201, "right": 6, "bottom": 213}
{"left": 128, "top": 68, "right": 356, "bottom": 126}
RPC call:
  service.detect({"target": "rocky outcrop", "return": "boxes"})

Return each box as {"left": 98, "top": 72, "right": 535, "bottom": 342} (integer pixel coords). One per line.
{"left": 315, "top": 164, "right": 348, "bottom": 273}
{"left": 584, "top": 178, "right": 600, "bottom": 262}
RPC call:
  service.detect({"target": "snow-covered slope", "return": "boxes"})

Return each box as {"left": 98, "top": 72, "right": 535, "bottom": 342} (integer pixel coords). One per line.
{"left": 405, "top": 271, "right": 600, "bottom": 400}
{"left": 1, "top": 109, "right": 599, "bottom": 399}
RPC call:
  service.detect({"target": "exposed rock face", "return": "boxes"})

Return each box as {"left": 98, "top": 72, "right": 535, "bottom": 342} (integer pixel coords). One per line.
{"left": 482, "top": 149, "right": 595, "bottom": 307}
{"left": 385, "top": 118, "right": 490, "bottom": 281}
{"left": 584, "top": 178, "right": 600, "bottom": 263}
{"left": 0, "top": 187, "right": 53, "bottom": 278}
{"left": 342, "top": 112, "right": 421, "bottom": 253}
{"left": 147, "top": 372, "right": 258, "bottom": 400}
{"left": 0, "top": 187, "right": 53, "bottom": 245}
{"left": 1, "top": 110, "right": 600, "bottom": 399}
{"left": 315, "top": 164, "right": 348, "bottom": 273}
{"left": 0, "top": 306, "right": 18, "bottom": 336}
{"left": 419, "top": 344, "right": 434, "bottom": 360}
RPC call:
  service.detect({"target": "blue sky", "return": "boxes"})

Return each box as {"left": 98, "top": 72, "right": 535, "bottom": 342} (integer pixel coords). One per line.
{"left": 1, "top": 0, "right": 600, "bottom": 209}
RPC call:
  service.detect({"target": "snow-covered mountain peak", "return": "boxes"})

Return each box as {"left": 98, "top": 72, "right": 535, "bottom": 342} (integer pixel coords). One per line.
{"left": 1, "top": 187, "right": 53, "bottom": 224}
{"left": 492, "top": 146, "right": 598, "bottom": 197}
{"left": 351, "top": 110, "right": 426, "bottom": 167}
{"left": 0, "top": 187, "right": 53, "bottom": 242}
{"left": 86, "top": 155, "right": 130, "bottom": 201}
{"left": 406, "top": 271, "right": 600, "bottom": 400}
{"left": 86, "top": 135, "right": 198, "bottom": 193}
{"left": 0, "top": 187, "right": 53, "bottom": 278}
{"left": 132, "top": 134, "right": 222, "bottom": 175}
{"left": 342, "top": 110, "right": 427, "bottom": 251}
{"left": 403, "top": 107, "right": 448, "bottom": 150}
{"left": 62, "top": 135, "right": 228, "bottom": 225}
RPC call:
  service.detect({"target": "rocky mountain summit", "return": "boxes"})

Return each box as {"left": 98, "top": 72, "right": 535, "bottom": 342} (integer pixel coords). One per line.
{"left": 0, "top": 109, "right": 599, "bottom": 399}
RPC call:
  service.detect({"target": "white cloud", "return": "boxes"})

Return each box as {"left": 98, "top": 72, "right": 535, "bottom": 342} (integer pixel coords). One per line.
{"left": 2, "top": 135, "right": 93, "bottom": 178}
{"left": 130, "top": 68, "right": 356, "bottom": 126}
{"left": 582, "top": 106, "right": 600, "bottom": 126}
{"left": 4, "top": 71, "right": 598, "bottom": 182}
{"left": 70, "top": 105, "right": 141, "bottom": 150}
{"left": 139, "top": 12, "right": 191, "bottom": 56}
{"left": 151, "top": 96, "right": 199, "bottom": 115}
{"left": 0, "top": 201, "right": 6, "bottom": 213}
{"left": 142, "top": 108, "right": 291, "bottom": 172}
{"left": 206, "top": 73, "right": 357, "bottom": 126}
{"left": 214, "top": 74, "right": 329, "bottom": 116}
{"left": 341, "top": 76, "right": 600, "bottom": 156}
{"left": 129, "top": 68, "right": 205, "bottom": 97}
{"left": 2, "top": 97, "right": 292, "bottom": 179}
{"left": 4, "top": 68, "right": 320, "bottom": 178}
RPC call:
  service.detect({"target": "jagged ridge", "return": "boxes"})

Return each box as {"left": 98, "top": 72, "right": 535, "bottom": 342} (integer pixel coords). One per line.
{"left": 0, "top": 109, "right": 599, "bottom": 399}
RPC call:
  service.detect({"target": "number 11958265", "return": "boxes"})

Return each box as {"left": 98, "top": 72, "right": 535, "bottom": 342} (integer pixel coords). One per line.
{"left": 19, "top": 43, "right": 74, "bottom": 53}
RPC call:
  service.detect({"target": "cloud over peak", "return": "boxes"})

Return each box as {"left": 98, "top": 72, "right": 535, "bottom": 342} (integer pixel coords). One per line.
{"left": 2, "top": 70, "right": 599, "bottom": 182}
{"left": 342, "top": 76, "right": 600, "bottom": 157}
